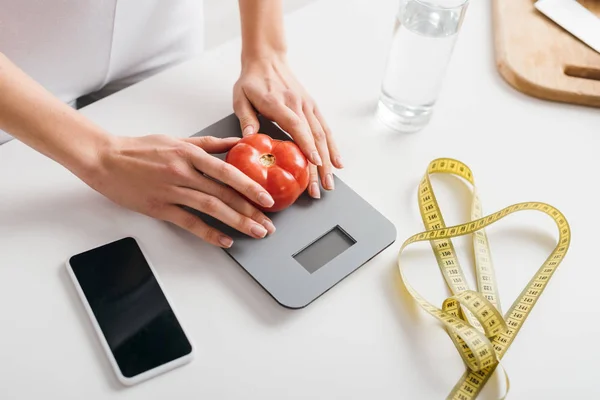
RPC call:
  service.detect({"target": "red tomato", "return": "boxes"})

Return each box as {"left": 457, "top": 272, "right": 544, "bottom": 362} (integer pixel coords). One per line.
{"left": 225, "top": 133, "right": 310, "bottom": 212}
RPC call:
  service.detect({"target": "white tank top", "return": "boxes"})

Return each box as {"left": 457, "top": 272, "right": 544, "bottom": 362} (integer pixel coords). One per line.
{"left": 0, "top": 0, "right": 205, "bottom": 144}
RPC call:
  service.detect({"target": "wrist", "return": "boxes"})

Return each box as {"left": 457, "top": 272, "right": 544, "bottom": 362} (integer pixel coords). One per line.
{"left": 238, "top": 0, "right": 287, "bottom": 67}
{"left": 62, "top": 125, "right": 115, "bottom": 185}
{"left": 241, "top": 45, "right": 287, "bottom": 67}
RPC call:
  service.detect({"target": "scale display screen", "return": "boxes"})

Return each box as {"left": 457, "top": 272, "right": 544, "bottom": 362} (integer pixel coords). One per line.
{"left": 293, "top": 226, "right": 356, "bottom": 273}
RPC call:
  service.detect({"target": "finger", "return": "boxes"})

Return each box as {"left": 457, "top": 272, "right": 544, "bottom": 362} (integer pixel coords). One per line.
{"left": 260, "top": 99, "right": 322, "bottom": 166}
{"left": 190, "top": 150, "right": 275, "bottom": 209}
{"left": 186, "top": 173, "right": 275, "bottom": 234}
{"left": 183, "top": 136, "right": 240, "bottom": 153}
{"left": 305, "top": 107, "right": 334, "bottom": 190}
{"left": 173, "top": 187, "right": 269, "bottom": 239}
{"left": 307, "top": 164, "right": 320, "bottom": 199}
{"left": 287, "top": 97, "right": 332, "bottom": 191}
{"left": 314, "top": 106, "right": 343, "bottom": 169}
{"left": 162, "top": 205, "right": 233, "bottom": 248}
{"left": 233, "top": 85, "right": 260, "bottom": 136}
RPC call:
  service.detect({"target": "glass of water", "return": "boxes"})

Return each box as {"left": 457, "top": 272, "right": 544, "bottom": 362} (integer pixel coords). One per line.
{"left": 377, "top": 0, "right": 469, "bottom": 133}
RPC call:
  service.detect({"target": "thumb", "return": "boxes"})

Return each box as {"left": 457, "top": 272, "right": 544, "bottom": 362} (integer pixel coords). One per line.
{"left": 183, "top": 136, "right": 240, "bottom": 153}
{"left": 233, "top": 91, "right": 260, "bottom": 137}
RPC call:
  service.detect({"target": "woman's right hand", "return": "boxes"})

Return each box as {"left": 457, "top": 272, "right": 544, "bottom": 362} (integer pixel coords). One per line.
{"left": 86, "top": 134, "right": 276, "bottom": 248}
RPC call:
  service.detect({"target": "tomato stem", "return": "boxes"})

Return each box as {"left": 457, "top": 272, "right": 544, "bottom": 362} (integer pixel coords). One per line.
{"left": 259, "top": 153, "right": 276, "bottom": 167}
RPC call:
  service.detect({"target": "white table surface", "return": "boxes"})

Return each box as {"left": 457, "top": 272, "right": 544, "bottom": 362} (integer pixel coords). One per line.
{"left": 1, "top": 1, "right": 599, "bottom": 399}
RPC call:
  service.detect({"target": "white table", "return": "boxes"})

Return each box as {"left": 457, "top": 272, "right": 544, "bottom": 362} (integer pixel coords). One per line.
{"left": 1, "top": 1, "right": 599, "bottom": 399}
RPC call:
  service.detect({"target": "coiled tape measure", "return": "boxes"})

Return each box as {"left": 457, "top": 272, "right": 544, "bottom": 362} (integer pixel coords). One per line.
{"left": 396, "top": 158, "right": 571, "bottom": 399}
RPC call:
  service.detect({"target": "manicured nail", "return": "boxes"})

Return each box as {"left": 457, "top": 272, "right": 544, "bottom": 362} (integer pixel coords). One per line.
{"left": 311, "top": 151, "right": 322, "bottom": 166}
{"left": 219, "top": 236, "right": 233, "bottom": 248}
{"left": 262, "top": 219, "right": 276, "bottom": 234}
{"left": 257, "top": 192, "right": 274, "bottom": 207}
{"left": 243, "top": 125, "right": 255, "bottom": 136}
{"left": 325, "top": 173, "right": 334, "bottom": 190}
{"left": 251, "top": 224, "right": 268, "bottom": 238}
{"left": 335, "top": 155, "right": 344, "bottom": 168}
{"left": 309, "top": 182, "right": 320, "bottom": 199}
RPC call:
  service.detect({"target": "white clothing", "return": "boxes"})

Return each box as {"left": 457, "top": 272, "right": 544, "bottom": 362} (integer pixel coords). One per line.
{"left": 0, "top": 0, "right": 205, "bottom": 144}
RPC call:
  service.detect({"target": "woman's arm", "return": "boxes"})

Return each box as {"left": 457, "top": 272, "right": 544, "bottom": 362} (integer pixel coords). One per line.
{"left": 0, "top": 52, "right": 276, "bottom": 246}
{"left": 0, "top": 52, "right": 110, "bottom": 181}
{"left": 234, "top": 0, "right": 343, "bottom": 199}
{"left": 238, "top": 0, "right": 287, "bottom": 62}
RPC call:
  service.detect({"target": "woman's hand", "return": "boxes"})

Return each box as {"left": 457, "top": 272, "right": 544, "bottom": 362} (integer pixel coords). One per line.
{"left": 86, "top": 134, "right": 276, "bottom": 248}
{"left": 232, "top": 54, "right": 343, "bottom": 199}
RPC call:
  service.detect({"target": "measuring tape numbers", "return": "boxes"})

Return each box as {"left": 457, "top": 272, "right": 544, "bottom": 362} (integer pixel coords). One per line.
{"left": 396, "top": 158, "right": 571, "bottom": 399}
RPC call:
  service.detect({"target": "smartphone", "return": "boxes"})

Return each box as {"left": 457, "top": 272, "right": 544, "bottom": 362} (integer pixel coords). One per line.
{"left": 66, "top": 237, "right": 194, "bottom": 386}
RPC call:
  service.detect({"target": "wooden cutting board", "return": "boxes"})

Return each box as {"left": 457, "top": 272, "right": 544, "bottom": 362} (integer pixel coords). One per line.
{"left": 493, "top": 0, "right": 600, "bottom": 107}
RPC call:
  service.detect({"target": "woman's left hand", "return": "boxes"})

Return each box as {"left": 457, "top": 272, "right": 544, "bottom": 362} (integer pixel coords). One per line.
{"left": 232, "top": 53, "right": 343, "bottom": 199}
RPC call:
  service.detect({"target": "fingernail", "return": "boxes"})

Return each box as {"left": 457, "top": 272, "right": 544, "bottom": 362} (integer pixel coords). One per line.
{"left": 311, "top": 151, "right": 322, "bottom": 166}
{"left": 251, "top": 223, "right": 268, "bottom": 238}
{"left": 309, "top": 182, "right": 320, "bottom": 199}
{"left": 262, "top": 219, "right": 276, "bottom": 234}
{"left": 219, "top": 236, "right": 233, "bottom": 248}
{"left": 325, "top": 173, "right": 334, "bottom": 190}
{"left": 257, "top": 192, "right": 274, "bottom": 207}
{"left": 335, "top": 155, "right": 344, "bottom": 168}
{"left": 243, "top": 126, "right": 255, "bottom": 136}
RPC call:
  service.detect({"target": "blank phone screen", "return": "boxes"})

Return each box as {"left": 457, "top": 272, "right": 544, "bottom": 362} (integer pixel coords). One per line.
{"left": 69, "top": 237, "right": 192, "bottom": 378}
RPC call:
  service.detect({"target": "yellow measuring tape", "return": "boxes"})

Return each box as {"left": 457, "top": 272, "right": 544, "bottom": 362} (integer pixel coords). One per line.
{"left": 396, "top": 158, "right": 571, "bottom": 399}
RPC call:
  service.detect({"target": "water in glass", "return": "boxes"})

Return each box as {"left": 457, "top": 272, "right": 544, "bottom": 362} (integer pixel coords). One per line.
{"left": 377, "top": 0, "right": 468, "bottom": 133}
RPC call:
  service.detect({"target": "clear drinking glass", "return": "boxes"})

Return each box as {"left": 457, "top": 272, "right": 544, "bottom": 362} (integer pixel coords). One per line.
{"left": 376, "top": 0, "right": 469, "bottom": 133}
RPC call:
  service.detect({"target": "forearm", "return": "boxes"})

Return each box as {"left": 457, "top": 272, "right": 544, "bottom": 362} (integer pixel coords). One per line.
{"left": 0, "top": 52, "right": 110, "bottom": 179}
{"left": 238, "top": 0, "right": 286, "bottom": 63}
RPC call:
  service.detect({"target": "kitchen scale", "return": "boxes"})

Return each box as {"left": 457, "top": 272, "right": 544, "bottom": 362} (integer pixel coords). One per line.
{"left": 190, "top": 114, "right": 396, "bottom": 309}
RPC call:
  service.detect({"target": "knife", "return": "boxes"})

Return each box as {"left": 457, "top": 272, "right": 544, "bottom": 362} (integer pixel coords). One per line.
{"left": 535, "top": 0, "right": 600, "bottom": 54}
